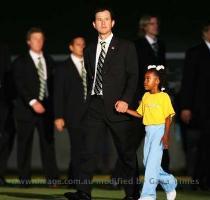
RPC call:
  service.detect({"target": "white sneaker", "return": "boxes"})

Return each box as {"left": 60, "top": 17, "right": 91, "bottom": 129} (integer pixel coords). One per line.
{"left": 138, "top": 197, "right": 154, "bottom": 200}
{"left": 166, "top": 190, "right": 176, "bottom": 200}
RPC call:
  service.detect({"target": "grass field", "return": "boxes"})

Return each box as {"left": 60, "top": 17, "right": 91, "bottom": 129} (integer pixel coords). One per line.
{"left": 0, "top": 177, "right": 209, "bottom": 200}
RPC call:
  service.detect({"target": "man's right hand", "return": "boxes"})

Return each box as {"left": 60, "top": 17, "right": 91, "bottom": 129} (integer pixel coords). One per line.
{"left": 54, "top": 118, "right": 65, "bottom": 132}
{"left": 180, "top": 109, "right": 192, "bottom": 124}
{"left": 32, "top": 101, "right": 45, "bottom": 114}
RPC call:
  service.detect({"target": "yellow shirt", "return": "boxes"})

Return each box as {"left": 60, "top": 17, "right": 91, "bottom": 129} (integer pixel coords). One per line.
{"left": 137, "top": 92, "right": 175, "bottom": 125}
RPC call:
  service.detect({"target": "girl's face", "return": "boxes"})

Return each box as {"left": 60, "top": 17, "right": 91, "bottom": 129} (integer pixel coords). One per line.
{"left": 144, "top": 71, "right": 160, "bottom": 93}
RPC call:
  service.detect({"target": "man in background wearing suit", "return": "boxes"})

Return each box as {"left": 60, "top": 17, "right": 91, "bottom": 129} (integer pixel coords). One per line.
{"left": 134, "top": 15, "right": 169, "bottom": 172}
{"left": 0, "top": 43, "right": 16, "bottom": 186}
{"left": 13, "top": 27, "right": 59, "bottom": 186}
{"left": 54, "top": 36, "right": 86, "bottom": 186}
{"left": 180, "top": 21, "right": 210, "bottom": 190}
{"left": 64, "top": 7, "right": 139, "bottom": 200}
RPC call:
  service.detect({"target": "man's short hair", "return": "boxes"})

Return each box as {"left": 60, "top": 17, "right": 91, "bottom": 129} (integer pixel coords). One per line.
{"left": 93, "top": 6, "right": 115, "bottom": 21}
{"left": 26, "top": 27, "right": 45, "bottom": 41}
{"left": 202, "top": 20, "right": 210, "bottom": 33}
{"left": 138, "top": 15, "right": 159, "bottom": 36}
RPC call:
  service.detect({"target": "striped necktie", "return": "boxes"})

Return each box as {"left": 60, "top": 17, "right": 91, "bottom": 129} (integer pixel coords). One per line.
{"left": 81, "top": 60, "right": 87, "bottom": 100}
{"left": 152, "top": 42, "right": 159, "bottom": 57}
{"left": 94, "top": 41, "right": 106, "bottom": 95}
{"left": 37, "top": 57, "right": 46, "bottom": 100}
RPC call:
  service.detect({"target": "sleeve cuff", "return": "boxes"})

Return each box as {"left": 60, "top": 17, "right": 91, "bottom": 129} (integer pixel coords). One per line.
{"left": 29, "top": 99, "right": 37, "bottom": 106}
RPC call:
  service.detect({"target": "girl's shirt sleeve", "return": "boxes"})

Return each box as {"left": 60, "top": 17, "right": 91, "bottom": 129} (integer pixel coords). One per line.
{"left": 163, "top": 93, "right": 175, "bottom": 118}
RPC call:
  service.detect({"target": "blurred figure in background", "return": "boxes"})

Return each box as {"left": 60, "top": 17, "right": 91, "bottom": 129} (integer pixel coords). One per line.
{"left": 13, "top": 27, "right": 59, "bottom": 187}
{"left": 134, "top": 15, "right": 170, "bottom": 172}
{"left": 0, "top": 43, "right": 16, "bottom": 186}
{"left": 54, "top": 36, "right": 86, "bottom": 187}
{"left": 180, "top": 21, "right": 210, "bottom": 190}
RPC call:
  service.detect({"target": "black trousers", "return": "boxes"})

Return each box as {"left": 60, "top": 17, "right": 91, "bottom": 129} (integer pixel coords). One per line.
{"left": 77, "top": 96, "right": 139, "bottom": 197}
{"left": 0, "top": 104, "right": 16, "bottom": 177}
{"left": 195, "top": 119, "right": 210, "bottom": 187}
{"left": 16, "top": 113, "right": 59, "bottom": 180}
{"left": 111, "top": 117, "right": 144, "bottom": 180}
{"left": 67, "top": 126, "right": 83, "bottom": 182}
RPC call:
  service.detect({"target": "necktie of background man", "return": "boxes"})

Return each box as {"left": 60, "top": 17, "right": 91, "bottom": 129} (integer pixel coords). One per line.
{"left": 81, "top": 60, "right": 87, "bottom": 100}
{"left": 94, "top": 41, "right": 106, "bottom": 95}
{"left": 152, "top": 42, "right": 159, "bottom": 57}
{"left": 37, "top": 57, "right": 46, "bottom": 101}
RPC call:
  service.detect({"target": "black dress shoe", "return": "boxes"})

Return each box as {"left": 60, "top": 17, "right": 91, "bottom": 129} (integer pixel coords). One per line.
{"left": 64, "top": 191, "right": 91, "bottom": 200}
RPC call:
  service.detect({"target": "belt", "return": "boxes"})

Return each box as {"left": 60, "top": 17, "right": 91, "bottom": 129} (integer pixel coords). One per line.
{"left": 91, "top": 94, "right": 103, "bottom": 99}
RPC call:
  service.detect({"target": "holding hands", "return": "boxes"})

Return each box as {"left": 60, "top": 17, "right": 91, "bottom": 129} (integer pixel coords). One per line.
{"left": 115, "top": 100, "right": 128, "bottom": 113}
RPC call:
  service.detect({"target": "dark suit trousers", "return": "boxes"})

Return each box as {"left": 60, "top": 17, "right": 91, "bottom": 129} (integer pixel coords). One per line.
{"left": 0, "top": 104, "right": 15, "bottom": 176}
{"left": 67, "top": 126, "right": 83, "bottom": 181}
{"left": 77, "top": 96, "right": 139, "bottom": 197}
{"left": 112, "top": 117, "right": 144, "bottom": 180}
{"left": 16, "top": 113, "right": 59, "bottom": 180}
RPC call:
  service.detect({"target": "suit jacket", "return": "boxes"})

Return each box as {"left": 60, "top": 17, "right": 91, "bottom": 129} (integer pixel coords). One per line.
{"left": 12, "top": 52, "right": 55, "bottom": 121}
{"left": 0, "top": 43, "right": 10, "bottom": 103}
{"left": 134, "top": 37, "right": 166, "bottom": 101}
{"left": 180, "top": 41, "right": 210, "bottom": 122}
{"left": 84, "top": 36, "right": 138, "bottom": 121}
{"left": 54, "top": 57, "right": 86, "bottom": 127}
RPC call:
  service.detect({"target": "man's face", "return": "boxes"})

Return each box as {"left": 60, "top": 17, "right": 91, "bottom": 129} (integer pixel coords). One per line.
{"left": 27, "top": 32, "right": 44, "bottom": 53}
{"left": 144, "top": 17, "right": 159, "bottom": 37}
{"left": 93, "top": 10, "right": 115, "bottom": 36}
{"left": 69, "top": 37, "right": 86, "bottom": 57}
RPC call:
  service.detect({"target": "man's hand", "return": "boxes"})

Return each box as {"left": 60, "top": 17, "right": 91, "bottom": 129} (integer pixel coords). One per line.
{"left": 31, "top": 101, "right": 45, "bottom": 114}
{"left": 54, "top": 118, "right": 65, "bottom": 132}
{"left": 115, "top": 100, "right": 128, "bottom": 113}
{"left": 180, "top": 109, "right": 192, "bottom": 124}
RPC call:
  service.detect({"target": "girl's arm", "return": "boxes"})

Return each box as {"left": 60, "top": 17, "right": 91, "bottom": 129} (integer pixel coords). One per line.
{"left": 161, "top": 116, "right": 171, "bottom": 149}
{"left": 126, "top": 109, "right": 142, "bottom": 118}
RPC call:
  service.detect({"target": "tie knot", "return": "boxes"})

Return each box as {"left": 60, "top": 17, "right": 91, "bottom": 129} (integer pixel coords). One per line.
{"left": 80, "top": 60, "right": 84, "bottom": 65}
{"left": 100, "top": 41, "right": 106, "bottom": 48}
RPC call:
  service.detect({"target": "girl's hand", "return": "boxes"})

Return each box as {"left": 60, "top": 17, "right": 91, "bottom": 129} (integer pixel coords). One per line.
{"left": 161, "top": 134, "right": 169, "bottom": 149}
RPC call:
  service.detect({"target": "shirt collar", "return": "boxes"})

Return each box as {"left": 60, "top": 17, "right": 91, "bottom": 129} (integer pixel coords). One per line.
{"left": 145, "top": 34, "right": 157, "bottom": 45}
{"left": 98, "top": 33, "right": 113, "bottom": 46}
{"left": 29, "top": 50, "right": 43, "bottom": 60}
{"left": 71, "top": 53, "right": 83, "bottom": 63}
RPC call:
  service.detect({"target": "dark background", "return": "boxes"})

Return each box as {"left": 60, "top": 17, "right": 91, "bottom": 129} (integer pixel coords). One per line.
{"left": 1, "top": 0, "right": 210, "bottom": 54}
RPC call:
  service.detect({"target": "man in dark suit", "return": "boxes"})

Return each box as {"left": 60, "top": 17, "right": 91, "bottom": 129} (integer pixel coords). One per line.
{"left": 64, "top": 7, "right": 139, "bottom": 200}
{"left": 0, "top": 43, "right": 16, "bottom": 185}
{"left": 54, "top": 36, "right": 86, "bottom": 186}
{"left": 13, "top": 27, "right": 59, "bottom": 186}
{"left": 180, "top": 21, "right": 210, "bottom": 190}
{"left": 134, "top": 15, "right": 169, "bottom": 172}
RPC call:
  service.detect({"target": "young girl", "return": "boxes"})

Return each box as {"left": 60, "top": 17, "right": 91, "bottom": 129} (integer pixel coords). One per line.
{"left": 126, "top": 65, "right": 177, "bottom": 200}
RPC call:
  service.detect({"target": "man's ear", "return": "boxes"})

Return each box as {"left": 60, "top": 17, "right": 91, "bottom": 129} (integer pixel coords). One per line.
{"left": 69, "top": 44, "right": 73, "bottom": 52}
{"left": 92, "top": 21, "right": 96, "bottom": 29}
{"left": 112, "top": 20, "right": 115, "bottom": 28}
{"left": 27, "top": 40, "right": 30, "bottom": 46}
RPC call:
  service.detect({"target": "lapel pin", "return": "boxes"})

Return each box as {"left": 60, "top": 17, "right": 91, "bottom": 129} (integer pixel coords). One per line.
{"left": 111, "top": 46, "right": 115, "bottom": 50}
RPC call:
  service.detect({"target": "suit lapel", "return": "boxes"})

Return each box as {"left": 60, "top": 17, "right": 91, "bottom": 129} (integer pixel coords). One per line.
{"left": 27, "top": 53, "right": 39, "bottom": 79}
{"left": 89, "top": 42, "right": 97, "bottom": 76}
{"left": 103, "top": 36, "right": 119, "bottom": 73}
{"left": 144, "top": 38, "right": 156, "bottom": 57}
{"left": 44, "top": 54, "right": 52, "bottom": 79}
{"left": 69, "top": 57, "right": 82, "bottom": 81}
